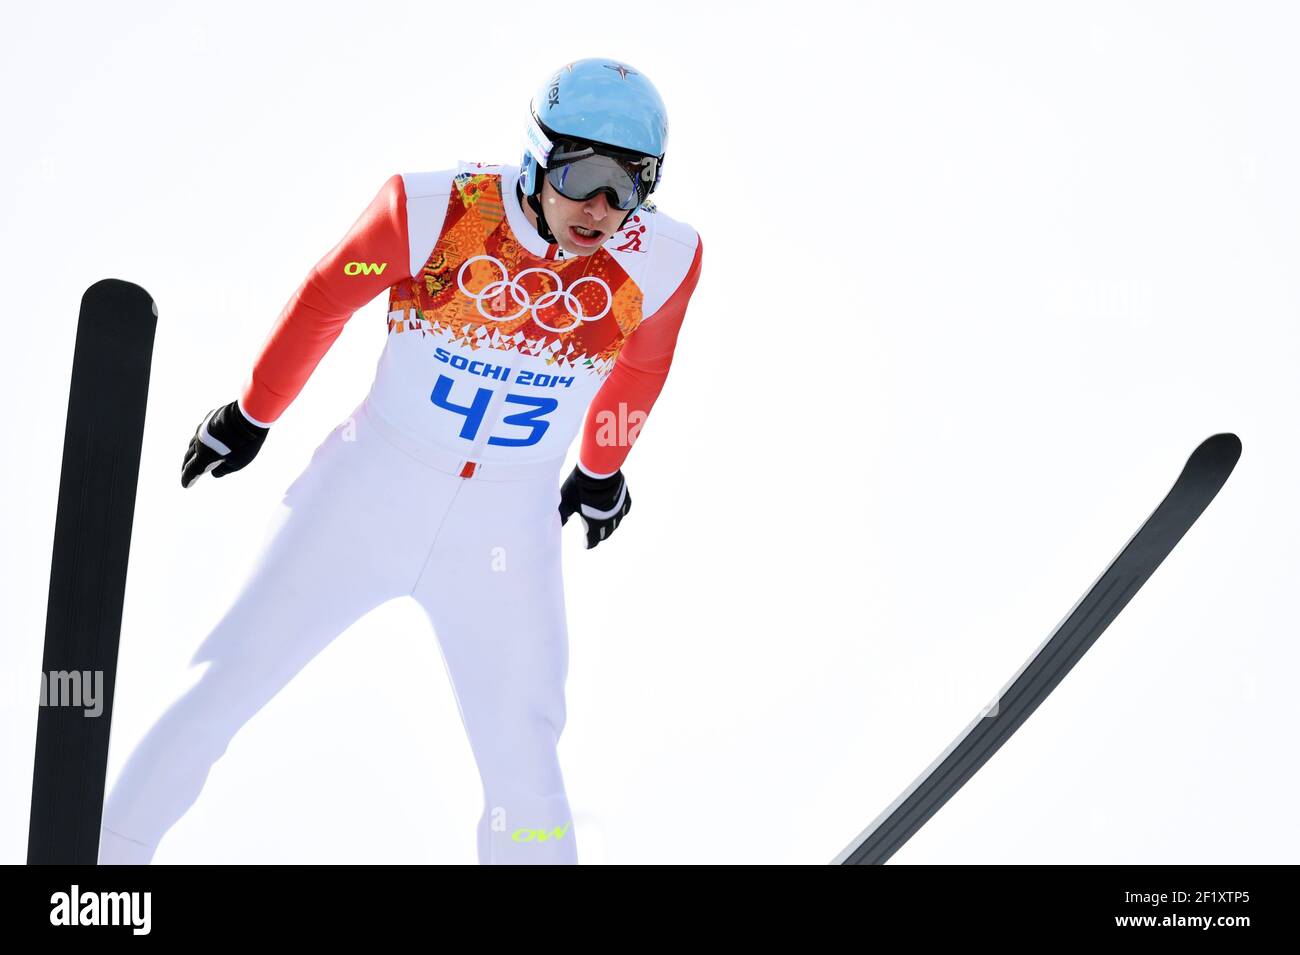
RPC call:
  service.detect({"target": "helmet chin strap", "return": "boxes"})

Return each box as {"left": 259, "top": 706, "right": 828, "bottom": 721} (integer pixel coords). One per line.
{"left": 518, "top": 178, "right": 557, "bottom": 244}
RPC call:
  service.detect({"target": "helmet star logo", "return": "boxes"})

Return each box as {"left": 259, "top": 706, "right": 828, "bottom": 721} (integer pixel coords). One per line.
{"left": 604, "top": 63, "right": 637, "bottom": 80}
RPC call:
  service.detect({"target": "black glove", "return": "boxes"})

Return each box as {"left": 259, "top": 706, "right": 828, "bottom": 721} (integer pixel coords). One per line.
{"left": 558, "top": 466, "right": 631, "bottom": 549}
{"left": 181, "top": 401, "right": 269, "bottom": 488}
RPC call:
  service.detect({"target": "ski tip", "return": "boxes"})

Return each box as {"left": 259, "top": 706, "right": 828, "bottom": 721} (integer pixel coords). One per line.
{"left": 84, "top": 278, "right": 155, "bottom": 303}
{"left": 1195, "top": 432, "right": 1242, "bottom": 464}
{"left": 82, "top": 279, "right": 158, "bottom": 320}
{"left": 1184, "top": 433, "right": 1242, "bottom": 488}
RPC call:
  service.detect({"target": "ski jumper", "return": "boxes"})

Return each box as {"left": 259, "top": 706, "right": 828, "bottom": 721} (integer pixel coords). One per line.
{"left": 98, "top": 161, "right": 703, "bottom": 864}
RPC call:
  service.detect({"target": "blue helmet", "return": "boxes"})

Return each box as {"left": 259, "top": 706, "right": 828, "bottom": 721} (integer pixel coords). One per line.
{"left": 520, "top": 58, "right": 669, "bottom": 206}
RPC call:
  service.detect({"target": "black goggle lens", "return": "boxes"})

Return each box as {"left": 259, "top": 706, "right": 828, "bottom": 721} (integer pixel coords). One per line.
{"left": 545, "top": 145, "right": 656, "bottom": 211}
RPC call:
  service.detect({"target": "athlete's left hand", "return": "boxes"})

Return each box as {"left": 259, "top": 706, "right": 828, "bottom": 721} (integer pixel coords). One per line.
{"left": 558, "top": 465, "right": 631, "bottom": 549}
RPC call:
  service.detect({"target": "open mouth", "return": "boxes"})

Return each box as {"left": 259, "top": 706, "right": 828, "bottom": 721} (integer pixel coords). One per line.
{"left": 569, "top": 225, "right": 603, "bottom": 245}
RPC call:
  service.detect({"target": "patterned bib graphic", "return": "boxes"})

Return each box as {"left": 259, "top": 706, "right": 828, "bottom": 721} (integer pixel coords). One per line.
{"left": 387, "top": 171, "right": 644, "bottom": 376}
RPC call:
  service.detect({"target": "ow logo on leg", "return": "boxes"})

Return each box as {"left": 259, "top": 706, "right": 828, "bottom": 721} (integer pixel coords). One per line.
{"left": 511, "top": 821, "right": 572, "bottom": 843}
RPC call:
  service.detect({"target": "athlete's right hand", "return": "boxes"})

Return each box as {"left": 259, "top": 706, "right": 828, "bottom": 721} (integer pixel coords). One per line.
{"left": 558, "top": 465, "right": 632, "bottom": 549}
{"left": 181, "top": 401, "right": 270, "bottom": 488}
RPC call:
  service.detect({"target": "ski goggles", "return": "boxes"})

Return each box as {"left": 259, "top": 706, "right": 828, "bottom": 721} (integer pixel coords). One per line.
{"left": 544, "top": 140, "right": 659, "bottom": 211}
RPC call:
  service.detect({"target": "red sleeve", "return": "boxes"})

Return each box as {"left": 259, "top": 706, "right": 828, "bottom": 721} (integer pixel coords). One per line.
{"left": 579, "top": 235, "right": 703, "bottom": 475}
{"left": 238, "top": 174, "right": 411, "bottom": 425}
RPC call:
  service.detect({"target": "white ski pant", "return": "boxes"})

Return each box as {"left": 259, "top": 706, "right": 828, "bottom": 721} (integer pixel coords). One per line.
{"left": 99, "top": 397, "right": 576, "bottom": 864}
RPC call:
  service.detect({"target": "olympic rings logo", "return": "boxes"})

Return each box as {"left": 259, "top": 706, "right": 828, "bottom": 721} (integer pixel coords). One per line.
{"left": 456, "top": 255, "right": 612, "bottom": 333}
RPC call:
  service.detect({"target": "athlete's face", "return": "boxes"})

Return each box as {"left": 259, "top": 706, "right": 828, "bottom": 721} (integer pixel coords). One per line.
{"left": 536, "top": 179, "right": 620, "bottom": 255}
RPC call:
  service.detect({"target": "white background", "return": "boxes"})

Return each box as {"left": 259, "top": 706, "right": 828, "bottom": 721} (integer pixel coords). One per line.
{"left": 2, "top": 0, "right": 1296, "bottom": 864}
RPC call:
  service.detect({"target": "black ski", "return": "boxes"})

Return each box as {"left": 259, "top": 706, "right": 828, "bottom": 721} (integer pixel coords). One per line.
{"left": 834, "top": 433, "right": 1241, "bottom": 865}
{"left": 28, "top": 279, "right": 157, "bottom": 865}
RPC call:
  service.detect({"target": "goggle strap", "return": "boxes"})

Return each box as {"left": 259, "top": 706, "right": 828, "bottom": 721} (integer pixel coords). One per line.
{"left": 524, "top": 112, "right": 554, "bottom": 168}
